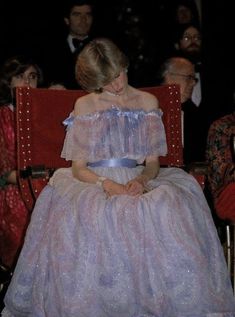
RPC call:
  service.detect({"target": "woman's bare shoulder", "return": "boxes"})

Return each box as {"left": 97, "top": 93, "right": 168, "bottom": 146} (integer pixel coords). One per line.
{"left": 134, "top": 88, "right": 159, "bottom": 111}
{"left": 73, "top": 93, "right": 96, "bottom": 116}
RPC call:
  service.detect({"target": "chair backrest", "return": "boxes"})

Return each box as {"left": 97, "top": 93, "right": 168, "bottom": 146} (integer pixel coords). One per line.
{"left": 16, "top": 84, "right": 182, "bottom": 210}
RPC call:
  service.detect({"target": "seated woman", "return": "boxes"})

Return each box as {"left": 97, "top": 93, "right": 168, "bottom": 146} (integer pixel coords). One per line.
{"left": 206, "top": 107, "right": 235, "bottom": 221}
{"left": 2, "top": 38, "right": 235, "bottom": 316}
{"left": 0, "top": 55, "right": 43, "bottom": 271}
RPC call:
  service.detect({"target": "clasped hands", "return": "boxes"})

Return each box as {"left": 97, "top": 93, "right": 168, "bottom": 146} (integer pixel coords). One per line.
{"left": 102, "top": 178, "right": 147, "bottom": 197}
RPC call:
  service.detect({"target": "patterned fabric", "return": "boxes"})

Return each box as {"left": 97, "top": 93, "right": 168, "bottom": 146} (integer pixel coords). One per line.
{"left": 0, "top": 105, "right": 30, "bottom": 268}
{"left": 3, "top": 108, "right": 235, "bottom": 316}
{"left": 206, "top": 112, "right": 235, "bottom": 220}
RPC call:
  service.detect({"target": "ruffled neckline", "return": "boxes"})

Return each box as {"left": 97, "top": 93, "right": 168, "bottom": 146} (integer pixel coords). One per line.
{"left": 63, "top": 106, "right": 162, "bottom": 127}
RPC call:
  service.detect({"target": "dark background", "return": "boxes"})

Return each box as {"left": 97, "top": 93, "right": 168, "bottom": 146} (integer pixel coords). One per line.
{"left": 0, "top": 0, "right": 234, "bottom": 111}
{"left": 0, "top": 1, "right": 233, "bottom": 69}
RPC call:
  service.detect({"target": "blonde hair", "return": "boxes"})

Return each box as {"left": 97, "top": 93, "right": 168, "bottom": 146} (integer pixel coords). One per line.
{"left": 75, "top": 38, "right": 129, "bottom": 93}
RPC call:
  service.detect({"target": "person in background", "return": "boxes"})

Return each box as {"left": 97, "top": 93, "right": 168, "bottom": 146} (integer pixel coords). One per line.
{"left": 48, "top": 81, "right": 67, "bottom": 90}
{"left": 206, "top": 91, "right": 235, "bottom": 221}
{"left": 42, "top": 0, "right": 95, "bottom": 89}
{"left": 173, "top": 23, "right": 202, "bottom": 107}
{"left": 0, "top": 55, "right": 43, "bottom": 275}
{"left": 160, "top": 0, "right": 201, "bottom": 66}
{"left": 172, "top": 0, "right": 200, "bottom": 27}
{"left": 2, "top": 37, "right": 235, "bottom": 317}
{"left": 158, "top": 56, "right": 206, "bottom": 164}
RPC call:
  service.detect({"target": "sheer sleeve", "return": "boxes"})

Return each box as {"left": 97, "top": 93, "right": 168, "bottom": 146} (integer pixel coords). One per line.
{"left": 61, "top": 107, "right": 167, "bottom": 163}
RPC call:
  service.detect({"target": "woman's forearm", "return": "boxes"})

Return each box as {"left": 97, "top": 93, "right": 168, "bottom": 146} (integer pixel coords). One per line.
{"left": 72, "top": 162, "right": 127, "bottom": 196}
{"left": 72, "top": 164, "right": 101, "bottom": 184}
{"left": 135, "top": 160, "right": 160, "bottom": 186}
{"left": 0, "top": 170, "right": 17, "bottom": 188}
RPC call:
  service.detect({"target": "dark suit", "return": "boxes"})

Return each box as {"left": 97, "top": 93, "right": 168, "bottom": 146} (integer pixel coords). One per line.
{"left": 41, "top": 36, "right": 92, "bottom": 89}
{"left": 182, "top": 99, "right": 207, "bottom": 164}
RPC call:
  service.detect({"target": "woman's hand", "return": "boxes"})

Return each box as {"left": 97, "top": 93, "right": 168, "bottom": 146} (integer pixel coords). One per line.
{"left": 103, "top": 179, "right": 128, "bottom": 197}
{"left": 7, "top": 170, "right": 17, "bottom": 184}
{"left": 125, "top": 179, "right": 145, "bottom": 196}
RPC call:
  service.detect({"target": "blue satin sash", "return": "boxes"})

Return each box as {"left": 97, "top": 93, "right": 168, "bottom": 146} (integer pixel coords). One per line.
{"left": 88, "top": 158, "right": 137, "bottom": 168}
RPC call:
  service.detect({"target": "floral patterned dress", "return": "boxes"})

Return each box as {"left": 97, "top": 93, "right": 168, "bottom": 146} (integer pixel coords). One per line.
{"left": 0, "top": 105, "right": 30, "bottom": 268}
{"left": 206, "top": 112, "right": 235, "bottom": 220}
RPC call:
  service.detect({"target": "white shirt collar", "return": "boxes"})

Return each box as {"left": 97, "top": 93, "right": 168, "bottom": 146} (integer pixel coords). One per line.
{"left": 67, "top": 34, "right": 89, "bottom": 53}
{"left": 8, "top": 104, "right": 14, "bottom": 111}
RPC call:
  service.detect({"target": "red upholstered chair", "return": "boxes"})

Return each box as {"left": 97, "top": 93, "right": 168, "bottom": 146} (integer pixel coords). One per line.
{"left": 15, "top": 84, "right": 184, "bottom": 211}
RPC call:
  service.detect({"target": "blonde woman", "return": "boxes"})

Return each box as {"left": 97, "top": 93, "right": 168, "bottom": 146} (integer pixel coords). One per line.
{"left": 3, "top": 39, "right": 235, "bottom": 317}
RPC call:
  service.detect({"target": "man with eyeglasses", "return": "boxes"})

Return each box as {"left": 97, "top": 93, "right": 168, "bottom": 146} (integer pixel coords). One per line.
{"left": 174, "top": 23, "right": 202, "bottom": 108}
{"left": 158, "top": 56, "right": 207, "bottom": 164}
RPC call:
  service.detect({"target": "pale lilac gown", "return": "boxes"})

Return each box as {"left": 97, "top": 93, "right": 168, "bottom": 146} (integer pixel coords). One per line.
{"left": 2, "top": 106, "right": 235, "bottom": 317}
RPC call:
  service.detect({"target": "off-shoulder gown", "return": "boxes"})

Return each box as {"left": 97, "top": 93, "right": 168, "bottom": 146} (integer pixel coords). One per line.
{"left": 2, "top": 107, "right": 235, "bottom": 317}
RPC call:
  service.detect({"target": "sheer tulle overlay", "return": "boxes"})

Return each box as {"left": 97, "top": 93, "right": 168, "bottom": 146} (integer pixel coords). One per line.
{"left": 61, "top": 107, "right": 167, "bottom": 163}
{"left": 3, "top": 107, "right": 235, "bottom": 316}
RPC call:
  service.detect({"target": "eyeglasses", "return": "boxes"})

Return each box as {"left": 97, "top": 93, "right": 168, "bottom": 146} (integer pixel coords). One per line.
{"left": 15, "top": 72, "right": 39, "bottom": 82}
{"left": 169, "top": 72, "right": 198, "bottom": 83}
{"left": 182, "top": 34, "right": 201, "bottom": 42}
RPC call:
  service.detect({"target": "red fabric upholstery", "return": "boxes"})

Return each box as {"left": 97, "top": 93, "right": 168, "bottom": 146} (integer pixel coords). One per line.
{"left": 215, "top": 183, "right": 235, "bottom": 221}
{"left": 16, "top": 85, "right": 183, "bottom": 210}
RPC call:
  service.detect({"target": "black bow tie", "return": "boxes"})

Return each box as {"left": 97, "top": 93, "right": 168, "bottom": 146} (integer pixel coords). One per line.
{"left": 72, "top": 38, "right": 87, "bottom": 50}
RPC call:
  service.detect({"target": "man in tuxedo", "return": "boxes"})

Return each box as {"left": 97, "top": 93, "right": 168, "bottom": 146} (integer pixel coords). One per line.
{"left": 158, "top": 56, "right": 206, "bottom": 164}
{"left": 44, "top": 0, "right": 94, "bottom": 89}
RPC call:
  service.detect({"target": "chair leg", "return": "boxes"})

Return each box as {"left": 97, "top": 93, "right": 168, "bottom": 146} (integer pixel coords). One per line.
{"left": 225, "top": 224, "right": 235, "bottom": 295}
{"left": 233, "top": 225, "right": 235, "bottom": 295}
{"left": 226, "top": 224, "right": 231, "bottom": 277}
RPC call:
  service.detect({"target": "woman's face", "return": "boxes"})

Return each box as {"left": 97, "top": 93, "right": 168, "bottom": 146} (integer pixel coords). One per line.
{"left": 103, "top": 69, "right": 128, "bottom": 96}
{"left": 10, "top": 65, "right": 39, "bottom": 89}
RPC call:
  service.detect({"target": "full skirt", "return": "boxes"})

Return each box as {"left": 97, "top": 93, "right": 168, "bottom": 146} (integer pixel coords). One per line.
{"left": 3, "top": 167, "right": 235, "bottom": 317}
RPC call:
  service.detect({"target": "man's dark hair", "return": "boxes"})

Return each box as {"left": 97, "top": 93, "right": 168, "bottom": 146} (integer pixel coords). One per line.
{"left": 63, "top": 0, "right": 94, "bottom": 18}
